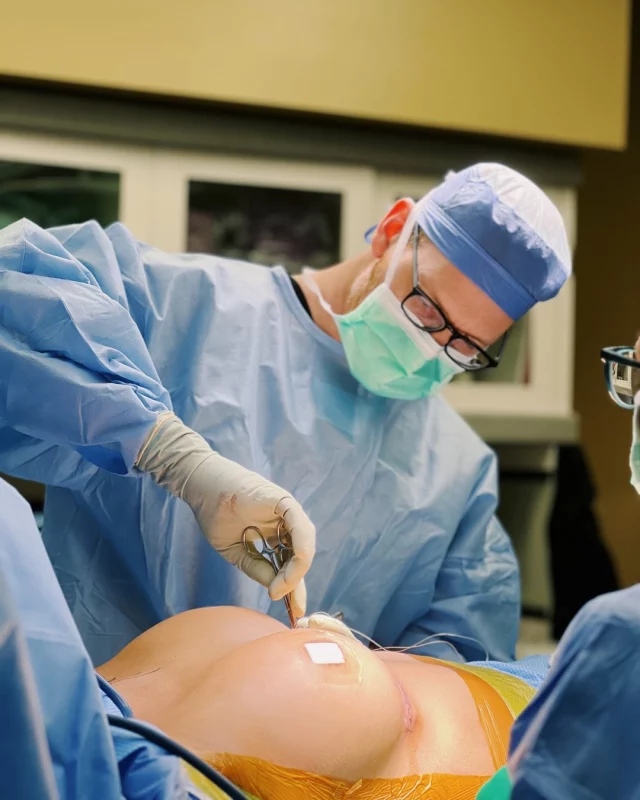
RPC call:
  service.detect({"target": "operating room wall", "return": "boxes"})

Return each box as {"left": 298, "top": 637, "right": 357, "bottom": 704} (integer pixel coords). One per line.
{"left": 574, "top": 7, "right": 640, "bottom": 587}
{"left": 0, "top": 0, "right": 631, "bottom": 149}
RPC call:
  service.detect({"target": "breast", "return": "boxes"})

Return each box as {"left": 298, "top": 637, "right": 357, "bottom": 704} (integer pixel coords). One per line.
{"left": 376, "top": 652, "right": 507, "bottom": 778}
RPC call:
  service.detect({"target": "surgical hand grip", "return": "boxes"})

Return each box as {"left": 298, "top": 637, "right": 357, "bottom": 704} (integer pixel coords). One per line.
{"left": 136, "top": 413, "right": 315, "bottom": 615}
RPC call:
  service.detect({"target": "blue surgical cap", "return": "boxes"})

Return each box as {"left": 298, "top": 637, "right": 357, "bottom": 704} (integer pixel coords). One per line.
{"left": 417, "top": 164, "right": 572, "bottom": 321}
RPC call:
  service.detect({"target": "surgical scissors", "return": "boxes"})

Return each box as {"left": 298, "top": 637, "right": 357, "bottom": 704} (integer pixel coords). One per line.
{"left": 242, "top": 521, "right": 297, "bottom": 628}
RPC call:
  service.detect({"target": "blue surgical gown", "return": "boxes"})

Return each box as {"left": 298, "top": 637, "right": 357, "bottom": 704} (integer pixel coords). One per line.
{"left": 0, "top": 476, "right": 215, "bottom": 799}
{"left": 0, "top": 477, "right": 122, "bottom": 798}
{"left": 0, "top": 218, "right": 520, "bottom": 666}
{"left": 507, "top": 586, "right": 640, "bottom": 799}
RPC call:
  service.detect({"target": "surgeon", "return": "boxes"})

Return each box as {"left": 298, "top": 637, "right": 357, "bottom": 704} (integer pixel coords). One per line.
{"left": 476, "top": 336, "right": 640, "bottom": 800}
{"left": 0, "top": 163, "right": 572, "bottom": 666}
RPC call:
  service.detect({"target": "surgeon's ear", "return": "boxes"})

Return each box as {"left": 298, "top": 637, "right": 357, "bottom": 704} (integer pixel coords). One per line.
{"left": 371, "top": 198, "right": 415, "bottom": 258}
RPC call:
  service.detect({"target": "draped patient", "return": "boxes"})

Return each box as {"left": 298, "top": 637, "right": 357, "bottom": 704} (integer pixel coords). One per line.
{"left": 98, "top": 607, "right": 536, "bottom": 800}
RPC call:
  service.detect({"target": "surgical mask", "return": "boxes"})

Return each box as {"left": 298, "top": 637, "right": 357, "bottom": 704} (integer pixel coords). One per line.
{"left": 630, "top": 397, "right": 640, "bottom": 493}
{"left": 303, "top": 198, "right": 465, "bottom": 400}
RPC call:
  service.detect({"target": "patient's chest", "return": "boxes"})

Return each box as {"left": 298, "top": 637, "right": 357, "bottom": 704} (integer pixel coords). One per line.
{"left": 100, "top": 608, "right": 514, "bottom": 792}
{"left": 377, "top": 652, "right": 500, "bottom": 777}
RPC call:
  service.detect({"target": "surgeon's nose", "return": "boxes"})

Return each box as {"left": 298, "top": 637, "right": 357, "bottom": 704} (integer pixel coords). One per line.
{"left": 430, "top": 329, "right": 450, "bottom": 348}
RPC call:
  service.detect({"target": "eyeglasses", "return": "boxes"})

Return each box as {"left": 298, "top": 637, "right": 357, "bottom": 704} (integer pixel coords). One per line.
{"left": 601, "top": 346, "right": 640, "bottom": 409}
{"left": 400, "top": 226, "right": 508, "bottom": 371}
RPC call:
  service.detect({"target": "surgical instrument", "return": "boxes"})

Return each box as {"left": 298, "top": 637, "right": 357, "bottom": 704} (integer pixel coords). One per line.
{"left": 242, "top": 522, "right": 297, "bottom": 628}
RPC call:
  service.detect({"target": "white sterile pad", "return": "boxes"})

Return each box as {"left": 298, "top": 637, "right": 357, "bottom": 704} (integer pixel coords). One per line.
{"left": 304, "top": 641, "right": 345, "bottom": 665}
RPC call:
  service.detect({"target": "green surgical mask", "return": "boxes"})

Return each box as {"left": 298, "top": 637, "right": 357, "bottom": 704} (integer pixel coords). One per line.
{"left": 302, "top": 197, "right": 465, "bottom": 400}
{"left": 476, "top": 766, "right": 512, "bottom": 799}
{"left": 304, "top": 275, "right": 462, "bottom": 399}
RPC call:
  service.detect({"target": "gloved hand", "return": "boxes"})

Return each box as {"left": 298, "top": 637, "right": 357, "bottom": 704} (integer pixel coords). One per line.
{"left": 136, "top": 413, "right": 315, "bottom": 617}
{"left": 296, "top": 613, "right": 357, "bottom": 640}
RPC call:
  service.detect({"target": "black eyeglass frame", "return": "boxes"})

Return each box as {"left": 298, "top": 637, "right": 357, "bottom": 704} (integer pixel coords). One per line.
{"left": 399, "top": 225, "right": 508, "bottom": 372}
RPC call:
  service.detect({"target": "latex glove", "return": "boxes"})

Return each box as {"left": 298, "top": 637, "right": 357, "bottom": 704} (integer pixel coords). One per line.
{"left": 296, "top": 613, "right": 357, "bottom": 640}
{"left": 136, "top": 413, "right": 315, "bottom": 617}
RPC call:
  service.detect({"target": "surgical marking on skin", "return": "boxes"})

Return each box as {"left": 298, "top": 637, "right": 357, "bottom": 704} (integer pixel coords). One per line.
{"left": 109, "top": 667, "right": 162, "bottom": 682}
{"left": 131, "top": 667, "right": 162, "bottom": 678}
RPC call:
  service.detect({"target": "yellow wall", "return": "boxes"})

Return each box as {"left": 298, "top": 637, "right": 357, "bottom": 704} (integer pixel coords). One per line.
{"left": 575, "top": 8, "right": 640, "bottom": 585}
{"left": 0, "top": 0, "right": 631, "bottom": 149}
